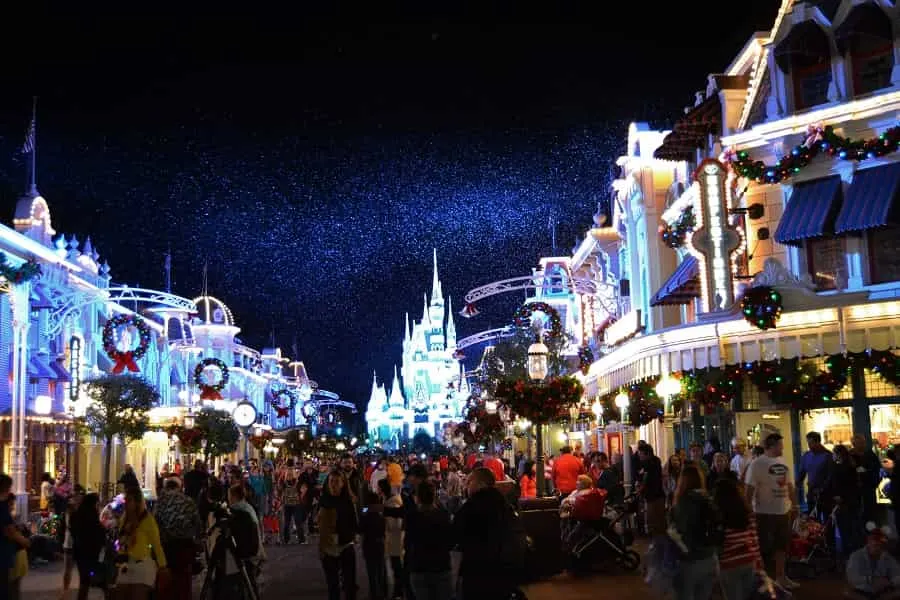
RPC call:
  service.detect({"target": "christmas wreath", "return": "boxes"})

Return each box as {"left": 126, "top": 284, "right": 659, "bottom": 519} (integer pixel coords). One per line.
{"left": 300, "top": 400, "right": 317, "bottom": 421}
{"left": 578, "top": 346, "right": 594, "bottom": 375}
{"left": 271, "top": 388, "right": 297, "bottom": 418}
{"left": 102, "top": 314, "right": 152, "bottom": 374}
{"left": 250, "top": 430, "right": 274, "bottom": 451}
{"left": 658, "top": 206, "right": 696, "bottom": 249}
{"left": 194, "top": 357, "right": 229, "bottom": 400}
{"left": 513, "top": 301, "right": 563, "bottom": 340}
{"left": 0, "top": 254, "right": 41, "bottom": 285}
{"left": 741, "top": 286, "right": 782, "bottom": 330}
{"left": 495, "top": 375, "right": 583, "bottom": 424}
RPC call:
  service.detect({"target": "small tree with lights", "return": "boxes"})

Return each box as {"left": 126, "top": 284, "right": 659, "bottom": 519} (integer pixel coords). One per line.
{"left": 81, "top": 374, "right": 159, "bottom": 500}
{"left": 195, "top": 408, "right": 240, "bottom": 464}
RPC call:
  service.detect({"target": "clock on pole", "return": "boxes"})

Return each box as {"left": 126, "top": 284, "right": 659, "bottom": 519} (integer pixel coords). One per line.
{"left": 233, "top": 401, "right": 258, "bottom": 428}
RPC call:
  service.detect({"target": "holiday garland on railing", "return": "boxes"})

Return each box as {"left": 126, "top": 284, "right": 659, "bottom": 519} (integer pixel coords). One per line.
{"left": 725, "top": 123, "right": 900, "bottom": 184}
{"left": 658, "top": 206, "right": 696, "bottom": 249}
{"left": 0, "top": 254, "right": 41, "bottom": 285}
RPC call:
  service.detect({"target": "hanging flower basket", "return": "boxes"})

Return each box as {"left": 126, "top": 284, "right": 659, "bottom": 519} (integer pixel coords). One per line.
{"left": 495, "top": 375, "right": 584, "bottom": 424}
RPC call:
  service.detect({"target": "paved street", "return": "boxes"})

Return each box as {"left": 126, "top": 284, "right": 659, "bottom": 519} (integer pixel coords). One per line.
{"left": 21, "top": 539, "right": 845, "bottom": 599}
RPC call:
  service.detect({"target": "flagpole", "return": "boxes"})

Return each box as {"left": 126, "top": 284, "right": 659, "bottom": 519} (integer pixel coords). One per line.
{"left": 29, "top": 96, "right": 37, "bottom": 195}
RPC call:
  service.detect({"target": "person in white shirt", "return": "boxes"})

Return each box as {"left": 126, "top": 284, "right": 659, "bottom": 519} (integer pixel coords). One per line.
{"left": 730, "top": 438, "right": 752, "bottom": 481}
{"left": 745, "top": 432, "right": 798, "bottom": 591}
{"left": 369, "top": 459, "right": 388, "bottom": 493}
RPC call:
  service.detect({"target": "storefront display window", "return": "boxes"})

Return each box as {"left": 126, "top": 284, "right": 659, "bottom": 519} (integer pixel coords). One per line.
{"left": 870, "top": 404, "right": 900, "bottom": 451}
{"left": 799, "top": 407, "right": 853, "bottom": 450}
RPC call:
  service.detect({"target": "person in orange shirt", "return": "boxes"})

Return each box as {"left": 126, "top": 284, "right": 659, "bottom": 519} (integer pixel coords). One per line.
{"left": 483, "top": 451, "right": 506, "bottom": 483}
{"left": 519, "top": 460, "right": 537, "bottom": 499}
{"left": 552, "top": 446, "right": 586, "bottom": 496}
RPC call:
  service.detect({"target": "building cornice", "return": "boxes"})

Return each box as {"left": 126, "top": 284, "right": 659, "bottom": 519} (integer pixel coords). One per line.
{"left": 723, "top": 91, "right": 900, "bottom": 150}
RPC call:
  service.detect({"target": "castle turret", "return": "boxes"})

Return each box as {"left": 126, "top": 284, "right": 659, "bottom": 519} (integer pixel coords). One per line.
{"left": 446, "top": 297, "right": 457, "bottom": 349}
{"left": 422, "top": 293, "right": 431, "bottom": 329}
{"left": 428, "top": 249, "right": 445, "bottom": 327}
{"left": 404, "top": 312, "right": 411, "bottom": 344}
{"left": 388, "top": 366, "right": 404, "bottom": 407}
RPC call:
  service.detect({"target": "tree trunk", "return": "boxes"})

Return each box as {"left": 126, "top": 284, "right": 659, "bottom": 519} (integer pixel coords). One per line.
{"left": 102, "top": 434, "right": 113, "bottom": 502}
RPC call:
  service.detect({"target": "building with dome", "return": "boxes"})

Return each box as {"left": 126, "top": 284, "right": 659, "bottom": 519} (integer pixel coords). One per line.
{"left": 366, "top": 250, "right": 470, "bottom": 449}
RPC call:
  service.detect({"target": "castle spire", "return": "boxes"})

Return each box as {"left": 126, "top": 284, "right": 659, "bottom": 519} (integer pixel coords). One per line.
{"left": 422, "top": 293, "right": 431, "bottom": 327}
{"left": 446, "top": 296, "right": 457, "bottom": 347}
{"left": 431, "top": 248, "right": 442, "bottom": 303}
{"left": 369, "top": 370, "right": 379, "bottom": 404}
{"left": 404, "top": 312, "right": 411, "bottom": 342}
{"left": 389, "top": 365, "right": 404, "bottom": 406}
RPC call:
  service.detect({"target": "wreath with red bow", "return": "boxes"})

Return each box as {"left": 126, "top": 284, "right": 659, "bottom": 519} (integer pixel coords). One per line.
{"left": 271, "top": 389, "right": 297, "bottom": 418}
{"left": 102, "top": 315, "right": 151, "bottom": 374}
{"left": 513, "top": 301, "right": 563, "bottom": 340}
{"left": 194, "top": 358, "right": 229, "bottom": 400}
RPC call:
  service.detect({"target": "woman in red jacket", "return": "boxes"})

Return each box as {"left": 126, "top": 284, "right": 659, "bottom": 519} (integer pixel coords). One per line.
{"left": 519, "top": 460, "right": 537, "bottom": 499}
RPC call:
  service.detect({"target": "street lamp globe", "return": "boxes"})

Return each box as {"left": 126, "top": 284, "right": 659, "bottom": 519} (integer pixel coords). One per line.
{"left": 655, "top": 375, "right": 681, "bottom": 399}
{"left": 527, "top": 337, "right": 549, "bottom": 382}
{"left": 614, "top": 390, "right": 629, "bottom": 411}
{"left": 184, "top": 412, "right": 195, "bottom": 429}
{"left": 591, "top": 400, "right": 603, "bottom": 419}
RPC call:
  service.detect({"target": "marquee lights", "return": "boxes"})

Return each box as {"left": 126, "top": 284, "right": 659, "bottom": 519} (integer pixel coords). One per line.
{"left": 68, "top": 336, "right": 81, "bottom": 403}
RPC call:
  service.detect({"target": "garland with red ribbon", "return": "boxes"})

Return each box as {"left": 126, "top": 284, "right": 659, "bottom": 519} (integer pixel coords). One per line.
{"left": 495, "top": 375, "right": 584, "bottom": 424}
{"left": 271, "top": 388, "right": 297, "bottom": 418}
{"left": 194, "top": 358, "right": 229, "bottom": 400}
{"left": 102, "top": 315, "right": 151, "bottom": 374}
{"left": 250, "top": 430, "right": 274, "bottom": 451}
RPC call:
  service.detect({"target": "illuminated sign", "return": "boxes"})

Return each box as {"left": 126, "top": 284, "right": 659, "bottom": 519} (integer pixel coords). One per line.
{"left": 689, "top": 159, "right": 741, "bottom": 312}
{"left": 604, "top": 309, "right": 643, "bottom": 346}
{"left": 68, "top": 336, "right": 81, "bottom": 403}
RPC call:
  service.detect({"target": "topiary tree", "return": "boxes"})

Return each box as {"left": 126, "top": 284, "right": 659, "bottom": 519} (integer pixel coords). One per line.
{"left": 195, "top": 408, "right": 240, "bottom": 463}
{"left": 82, "top": 374, "right": 159, "bottom": 500}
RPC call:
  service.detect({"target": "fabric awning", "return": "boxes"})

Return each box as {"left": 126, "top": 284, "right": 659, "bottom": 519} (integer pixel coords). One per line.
{"left": 49, "top": 361, "right": 71, "bottom": 382}
{"left": 28, "top": 356, "right": 59, "bottom": 379}
{"left": 650, "top": 256, "right": 700, "bottom": 306}
{"left": 774, "top": 176, "right": 843, "bottom": 246}
{"left": 836, "top": 162, "right": 900, "bottom": 234}
{"left": 835, "top": 3, "right": 893, "bottom": 55}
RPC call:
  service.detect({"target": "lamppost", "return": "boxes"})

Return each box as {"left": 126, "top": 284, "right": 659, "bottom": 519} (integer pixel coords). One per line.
{"left": 528, "top": 335, "right": 549, "bottom": 496}
{"left": 615, "top": 389, "right": 633, "bottom": 496}
{"left": 591, "top": 399, "right": 604, "bottom": 451}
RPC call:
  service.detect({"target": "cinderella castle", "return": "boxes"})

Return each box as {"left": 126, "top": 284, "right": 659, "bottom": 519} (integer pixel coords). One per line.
{"left": 366, "top": 250, "right": 469, "bottom": 449}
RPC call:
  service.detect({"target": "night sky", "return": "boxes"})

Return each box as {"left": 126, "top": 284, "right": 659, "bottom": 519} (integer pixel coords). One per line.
{"left": 0, "top": 6, "right": 780, "bottom": 416}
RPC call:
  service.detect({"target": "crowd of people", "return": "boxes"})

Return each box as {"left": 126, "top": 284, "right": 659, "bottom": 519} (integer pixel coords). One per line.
{"left": 4, "top": 430, "right": 900, "bottom": 600}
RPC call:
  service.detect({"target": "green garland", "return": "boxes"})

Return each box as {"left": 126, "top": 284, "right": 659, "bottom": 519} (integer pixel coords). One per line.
{"left": 496, "top": 375, "right": 583, "bottom": 424}
{"left": 0, "top": 254, "right": 41, "bottom": 285}
{"left": 726, "top": 124, "right": 900, "bottom": 184}
{"left": 658, "top": 206, "right": 696, "bottom": 249}
{"left": 741, "top": 286, "right": 783, "bottom": 330}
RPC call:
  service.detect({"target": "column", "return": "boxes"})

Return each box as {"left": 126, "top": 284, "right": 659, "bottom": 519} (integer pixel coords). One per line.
{"left": 9, "top": 282, "right": 31, "bottom": 518}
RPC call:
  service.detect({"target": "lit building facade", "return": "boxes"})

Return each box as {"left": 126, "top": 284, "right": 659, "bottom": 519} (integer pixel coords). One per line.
{"left": 580, "top": 0, "right": 900, "bottom": 484}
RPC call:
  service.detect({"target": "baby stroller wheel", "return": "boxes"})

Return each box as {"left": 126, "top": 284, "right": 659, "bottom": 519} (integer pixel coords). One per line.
{"left": 617, "top": 549, "right": 640, "bottom": 572}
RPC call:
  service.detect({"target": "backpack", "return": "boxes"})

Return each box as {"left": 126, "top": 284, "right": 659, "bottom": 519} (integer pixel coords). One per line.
{"left": 228, "top": 508, "right": 260, "bottom": 560}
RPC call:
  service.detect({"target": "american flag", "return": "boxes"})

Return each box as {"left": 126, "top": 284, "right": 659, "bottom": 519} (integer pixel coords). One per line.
{"left": 22, "top": 116, "right": 35, "bottom": 154}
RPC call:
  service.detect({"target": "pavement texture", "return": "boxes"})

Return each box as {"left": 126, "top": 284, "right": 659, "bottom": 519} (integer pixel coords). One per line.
{"left": 22, "top": 540, "right": 845, "bottom": 599}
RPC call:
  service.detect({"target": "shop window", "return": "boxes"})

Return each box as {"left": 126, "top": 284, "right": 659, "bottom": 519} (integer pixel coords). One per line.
{"left": 868, "top": 226, "right": 900, "bottom": 285}
{"left": 806, "top": 237, "right": 847, "bottom": 291}
{"left": 793, "top": 62, "right": 832, "bottom": 110}
{"left": 870, "top": 404, "right": 900, "bottom": 450}
{"left": 852, "top": 42, "right": 894, "bottom": 96}
{"left": 810, "top": 357, "right": 854, "bottom": 401}
{"left": 799, "top": 406, "right": 854, "bottom": 450}
{"left": 739, "top": 376, "right": 763, "bottom": 411}
{"left": 864, "top": 368, "right": 900, "bottom": 399}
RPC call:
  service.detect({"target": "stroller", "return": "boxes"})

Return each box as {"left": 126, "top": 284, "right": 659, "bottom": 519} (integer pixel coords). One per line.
{"left": 788, "top": 504, "right": 838, "bottom": 577}
{"left": 567, "top": 493, "right": 641, "bottom": 574}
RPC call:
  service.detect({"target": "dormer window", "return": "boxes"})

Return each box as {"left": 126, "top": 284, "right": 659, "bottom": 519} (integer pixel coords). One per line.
{"left": 835, "top": 3, "right": 894, "bottom": 97}
{"left": 774, "top": 21, "right": 832, "bottom": 111}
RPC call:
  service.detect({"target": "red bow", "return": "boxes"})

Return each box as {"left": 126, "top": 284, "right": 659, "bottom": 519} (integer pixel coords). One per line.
{"left": 199, "top": 386, "right": 222, "bottom": 400}
{"left": 111, "top": 351, "right": 139, "bottom": 374}
{"left": 275, "top": 406, "right": 290, "bottom": 418}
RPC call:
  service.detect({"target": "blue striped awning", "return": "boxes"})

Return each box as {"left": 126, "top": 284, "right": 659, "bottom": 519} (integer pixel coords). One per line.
{"left": 650, "top": 255, "right": 699, "bottom": 306}
{"left": 774, "top": 175, "right": 843, "bottom": 246}
{"left": 835, "top": 162, "right": 900, "bottom": 234}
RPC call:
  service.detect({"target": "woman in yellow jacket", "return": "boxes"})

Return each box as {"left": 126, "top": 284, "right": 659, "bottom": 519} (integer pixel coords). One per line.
{"left": 112, "top": 487, "right": 168, "bottom": 600}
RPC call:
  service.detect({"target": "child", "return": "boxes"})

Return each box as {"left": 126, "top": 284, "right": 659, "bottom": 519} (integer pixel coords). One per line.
{"left": 360, "top": 491, "right": 387, "bottom": 600}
